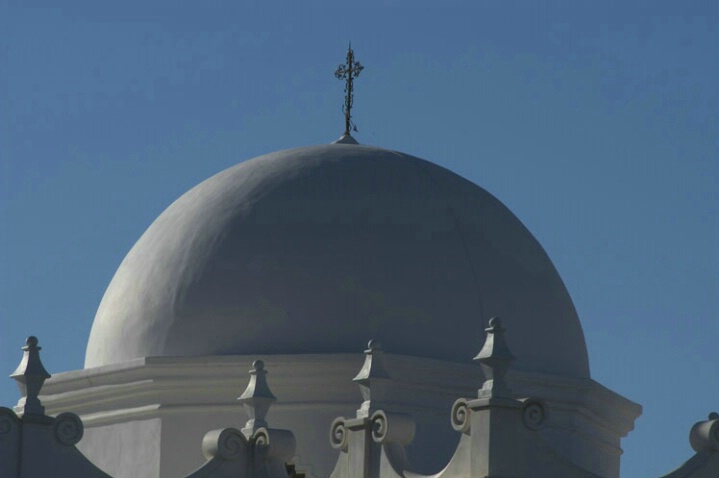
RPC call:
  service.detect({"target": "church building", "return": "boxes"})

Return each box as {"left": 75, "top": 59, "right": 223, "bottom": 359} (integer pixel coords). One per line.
{"left": 2, "top": 47, "right": 718, "bottom": 478}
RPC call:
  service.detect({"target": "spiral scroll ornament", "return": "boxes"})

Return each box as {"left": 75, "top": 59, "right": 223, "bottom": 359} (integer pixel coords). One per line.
{"left": 201, "top": 428, "right": 247, "bottom": 460}
{"left": 369, "top": 410, "right": 415, "bottom": 445}
{"left": 53, "top": 412, "right": 84, "bottom": 446}
{"left": 522, "top": 400, "right": 547, "bottom": 431}
{"left": 371, "top": 412, "right": 388, "bottom": 443}
{"left": 215, "top": 428, "right": 246, "bottom": 460}
{"left": 0, "top": 407, "right": 20, "bottom": 439}
{"left": 330, "top": 418, "right": 348, "bottom": 451}
{"left": 254, "top": 427, "right": 270, "bottom": 446}
{"left": 689, "top": 413, "right": 719, "bottom": 452}
{"left": 451, "top": 399, "right": 471, "bottom": 433}
{"left": 252, "top": 428, "right": 296, "bottom": 459}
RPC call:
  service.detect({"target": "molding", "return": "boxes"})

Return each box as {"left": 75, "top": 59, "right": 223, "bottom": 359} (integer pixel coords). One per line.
{"left": 39, "top": 354, "right": 640, "bottom": 433}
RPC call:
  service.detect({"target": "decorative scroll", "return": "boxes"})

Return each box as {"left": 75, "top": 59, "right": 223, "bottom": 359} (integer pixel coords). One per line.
{"left": 371, "top": 411, "right": 388, "bottom": 443}
{"left": 522, "top": 399, "right": 547, "bottom": 431}
{"left": 254, "top": 427, "right": 270, "bottom": 446}
{"left": 329, "top": 418, "right": 348, "bottom": 451}
{"left": 0, "top": 407, "right": 20, "bottom": 478}
{"left": 451, "top": 399, "right": 471, "bottom": 433}
{"left": 201, "top": 428, "right": 247, "bottom": 460}
{"left": 689, "top": 412, "right": 719, "bottom": 453}
{"left": 0, "top": 407, "right": 20, "bottom": 440}
{"left": 53, "top": 412, "right": 84, "bottom": 446}
{"left": 253, "top": 427, "right": 296, "bottom": 459}
{"left": 370, "top": 411, "right": 415, "bottom": 446}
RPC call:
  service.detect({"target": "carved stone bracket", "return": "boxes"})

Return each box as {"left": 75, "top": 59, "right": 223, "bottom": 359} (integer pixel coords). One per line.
{"left": 2, "top": 337, "right": 297, "bottom": 478}
{"left": 4, "top": 333, "right": 718, "bottom": 478}
{"left": 328, "top": 328, "right": 561, "bottom": 478}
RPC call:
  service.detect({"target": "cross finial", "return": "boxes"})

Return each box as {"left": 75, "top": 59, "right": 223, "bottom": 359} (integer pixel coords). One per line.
{"left": 334, "top": 43, "right": 364, "bottom": 136}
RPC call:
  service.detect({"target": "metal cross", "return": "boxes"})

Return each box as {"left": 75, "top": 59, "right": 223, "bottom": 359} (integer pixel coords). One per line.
{"left": 334, "top": 44, "right": 364, "bottom": 135}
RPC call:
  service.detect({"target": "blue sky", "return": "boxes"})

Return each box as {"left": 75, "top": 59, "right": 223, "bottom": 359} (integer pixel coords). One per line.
{"left": 1, "top": 2, "right": 717, "bottom": 477}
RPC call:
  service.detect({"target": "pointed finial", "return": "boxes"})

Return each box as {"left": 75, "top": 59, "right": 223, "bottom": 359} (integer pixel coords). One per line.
{"left": 473, "top": 318, "right": 516, "bottom": 399}
{"left": 10, "top": 336, "right": 51, "bottom": 417}
{"left": 238, "top": 360, "right": 277, "bottom": 439}
{"left": 334, "top": 43, "right": 364, "bottom": 136}
{"left": 353, "top": 340, "right": 390, "bottom": 418}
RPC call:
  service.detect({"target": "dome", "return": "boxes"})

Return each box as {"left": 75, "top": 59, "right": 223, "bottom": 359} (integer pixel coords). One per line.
{"left": 85, "top": 141, "right": 590, "bottom": 378}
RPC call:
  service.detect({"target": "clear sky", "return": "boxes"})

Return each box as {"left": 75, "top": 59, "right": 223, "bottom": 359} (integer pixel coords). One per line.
{"left": 1, "top": 2, "right": 717, "bottom": 478}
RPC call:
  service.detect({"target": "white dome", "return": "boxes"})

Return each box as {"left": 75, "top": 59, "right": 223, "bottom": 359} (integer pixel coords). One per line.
{"left": 86, "top": 141, "right": 590, "bottom": 377}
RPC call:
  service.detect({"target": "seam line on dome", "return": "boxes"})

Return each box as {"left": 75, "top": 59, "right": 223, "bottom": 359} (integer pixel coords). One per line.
{"left": 394, "top": 151, "right": 487, "bottom": 331}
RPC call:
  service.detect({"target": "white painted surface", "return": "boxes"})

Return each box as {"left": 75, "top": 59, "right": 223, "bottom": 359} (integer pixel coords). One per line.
{"left": 77, "top": 419, "right": 161, "bottom": 478}
{"left": 40, "top": 354, "right": 640, "bottom": 478}
{"left": 86, "top": 142, "right": 589, "bottom": 378}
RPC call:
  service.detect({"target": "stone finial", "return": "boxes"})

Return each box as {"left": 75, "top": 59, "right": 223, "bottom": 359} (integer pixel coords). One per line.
{"left": 353, "top": 340, "right": 390, "bottom": 418}
{"left": 238, "top": 360, "right": 277, "bottom": 439}
{"left": 473, "top": 318, "right": 516, "bottom": 399}
{"left": 10, "top": 336, "right": 51, "bottom": 418}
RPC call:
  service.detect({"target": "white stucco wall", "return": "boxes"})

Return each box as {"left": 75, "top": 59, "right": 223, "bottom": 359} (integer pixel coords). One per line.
{"left": 77, "top": 418, "right": 161, "bottom": 478}
{"left": 39, "top": 354, "right": 640, "bottom": 478}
